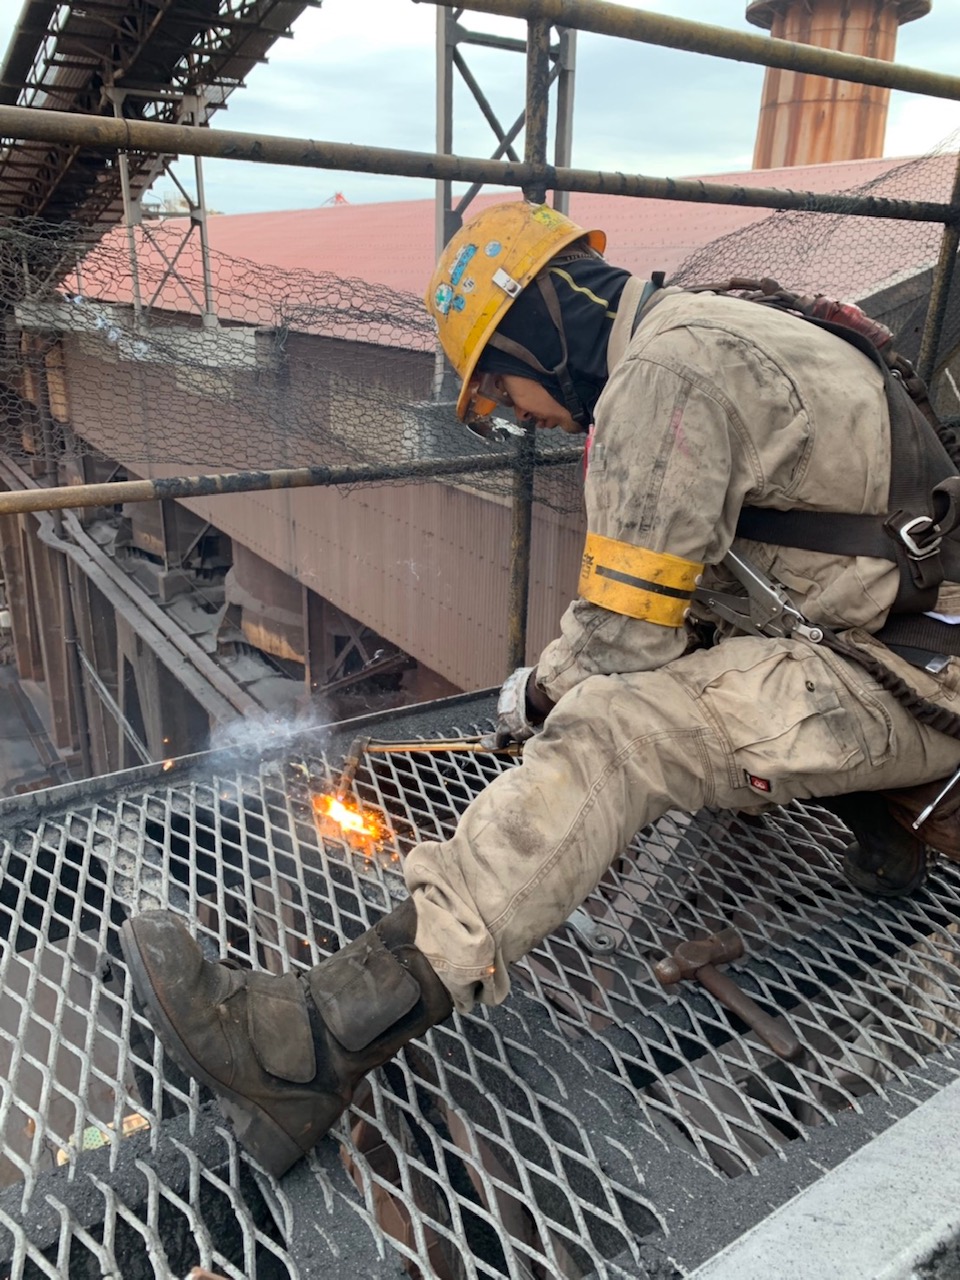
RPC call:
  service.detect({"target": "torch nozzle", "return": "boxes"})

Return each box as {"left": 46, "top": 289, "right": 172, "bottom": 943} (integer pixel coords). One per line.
{"left": 335, "top": 735, "right": 370, "bottom": 801}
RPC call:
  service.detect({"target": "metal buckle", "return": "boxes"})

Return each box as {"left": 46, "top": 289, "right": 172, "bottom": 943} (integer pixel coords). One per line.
{"left": 896, "top": 515, "right": 941, "bottom": 560}
{"left": 924, "top": 654, "right": 951, "bottom": 674}
{"left": 564, "top": 905, "right": 621, "bottom": 955}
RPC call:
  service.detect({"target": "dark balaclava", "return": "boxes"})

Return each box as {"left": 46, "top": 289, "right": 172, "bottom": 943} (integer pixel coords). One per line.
{"left": 476, "top": 248, "right": 632, "bottom": 426}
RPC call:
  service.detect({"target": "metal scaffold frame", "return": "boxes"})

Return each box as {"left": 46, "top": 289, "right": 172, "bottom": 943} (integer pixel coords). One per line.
{"left": 2, "top": 0, "right": 960, "bottom": 665}
{"left": 1, "top": 3, "right": 960, "bottom": 1277}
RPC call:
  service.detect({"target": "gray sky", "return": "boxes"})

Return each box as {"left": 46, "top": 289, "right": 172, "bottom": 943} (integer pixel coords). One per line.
{"left": 2, "top": 0, "right": 960, "bottom": 212}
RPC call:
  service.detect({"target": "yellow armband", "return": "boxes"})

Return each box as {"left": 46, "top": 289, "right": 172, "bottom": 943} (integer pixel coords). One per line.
{"left": 578, "top": 532, "right": 703, "bottom": 626}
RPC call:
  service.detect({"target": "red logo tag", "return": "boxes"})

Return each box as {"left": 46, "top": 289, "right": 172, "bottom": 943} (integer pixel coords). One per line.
{"left": 744, "top": 771, "right": 771, "bottom": 792}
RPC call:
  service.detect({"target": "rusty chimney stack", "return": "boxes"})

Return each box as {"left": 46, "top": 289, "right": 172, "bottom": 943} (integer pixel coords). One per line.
{"left": 747, "top": 0, "right": 931, "bottom": 169}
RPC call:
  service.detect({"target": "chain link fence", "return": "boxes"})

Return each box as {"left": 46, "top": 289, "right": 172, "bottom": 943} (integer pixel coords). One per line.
{"left": 2, "top": 144, "right": 959, "bottom": 521}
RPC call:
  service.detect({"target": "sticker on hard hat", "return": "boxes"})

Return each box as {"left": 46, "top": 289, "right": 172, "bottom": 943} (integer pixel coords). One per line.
{"left": 484, "top": 240, "right": 502, "bottom": 257}
{"left": 492, "top": 267, "right": 521, "bottom": 297}
{"left": 452, "top": 295, "right": 466, "bottom": 311}
{"left": 450, "top": 244, "right": 477, "bottom": 286}
{"left": 434, "top": 283, "right": 454, "bottom": 316}
{"left": 461, "top": 278, "right": 475, "bottom": 293}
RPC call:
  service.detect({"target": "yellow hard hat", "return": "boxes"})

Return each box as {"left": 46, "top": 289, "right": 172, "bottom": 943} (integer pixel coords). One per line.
{"left": 424, "top": 201, "right": 606, "bottom": 422}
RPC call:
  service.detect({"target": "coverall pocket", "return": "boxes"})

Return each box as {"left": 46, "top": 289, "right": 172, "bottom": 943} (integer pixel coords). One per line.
{"left": 584, "top": 442, "right": 611, "bottom": 509}
{"left": 697, "top": 645, "right": 869, "bottom": 796}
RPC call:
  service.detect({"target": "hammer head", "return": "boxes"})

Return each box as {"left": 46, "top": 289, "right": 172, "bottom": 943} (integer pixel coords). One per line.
{"left": 653, "top": 928, "right": 744, "bottom": 986}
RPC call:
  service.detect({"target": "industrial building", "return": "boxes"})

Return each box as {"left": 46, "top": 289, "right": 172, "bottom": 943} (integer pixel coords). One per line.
{"left": 1, "top": 0, "right": 960, "bottom": 1276}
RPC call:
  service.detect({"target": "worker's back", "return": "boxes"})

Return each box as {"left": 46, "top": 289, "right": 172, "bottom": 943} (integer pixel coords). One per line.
{"left": 598, "top": 286, "right": 904, "bottom": 633}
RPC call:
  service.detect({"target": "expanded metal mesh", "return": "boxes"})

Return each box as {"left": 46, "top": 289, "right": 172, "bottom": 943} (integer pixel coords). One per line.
{"left": 2, "top": 731, "right": 960, "bottom": 1278}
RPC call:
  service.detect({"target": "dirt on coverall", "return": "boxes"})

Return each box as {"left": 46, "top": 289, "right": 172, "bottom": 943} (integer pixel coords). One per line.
{"left": 405, "top": 279, "right": 960, "bottom": 1011}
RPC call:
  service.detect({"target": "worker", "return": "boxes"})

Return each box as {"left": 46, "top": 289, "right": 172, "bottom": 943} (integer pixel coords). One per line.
{"left": 121, "top": 201, "right": 960, "bottom": 1179}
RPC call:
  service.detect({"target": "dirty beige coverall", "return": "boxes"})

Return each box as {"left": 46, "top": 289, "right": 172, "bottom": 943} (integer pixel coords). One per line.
{"left": 405, "top": 280, "right": 960, "bottom": 1011}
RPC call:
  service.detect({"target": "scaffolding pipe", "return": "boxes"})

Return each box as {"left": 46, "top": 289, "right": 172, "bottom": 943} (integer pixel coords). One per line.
{"left": 0, "top": 448, "right": 585, "bottom": 516}
{"left": 0, "top": 105, "right": 955, "bottom": 223}
{"left": 523, "top": 18, "right": 552, "bottom": 206}
{"left": 419, "top": 0, "right": 960, "bottom": 102}
{"left": 508, "top": 428, "right": 537, "bottom": 673}
{"left": 504, "top": 20, "right": 554, "bottom": 672}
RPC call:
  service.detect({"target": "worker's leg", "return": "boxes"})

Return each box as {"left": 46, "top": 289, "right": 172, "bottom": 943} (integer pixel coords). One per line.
{"left": 120, "top": 630, "right": 960, "bottom": 1175}
{"left": 121, "top": 895, "right": 453, "bottom": 1177}
{"left": 405, "top": 632, "right": 960, "bottom": 1009}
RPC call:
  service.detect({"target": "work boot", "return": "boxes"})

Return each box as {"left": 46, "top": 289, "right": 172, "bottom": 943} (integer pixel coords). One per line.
{"left": 120, "top": 898, "right": 453, "bottom": 1177}
{"left": 820, "top": 791, "right": 931, "bottom": 898}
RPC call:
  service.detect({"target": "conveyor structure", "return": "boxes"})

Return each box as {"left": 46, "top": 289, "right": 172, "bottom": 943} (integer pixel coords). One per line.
{"left": 0, "top": 0, "right": 316, "bottom": 230}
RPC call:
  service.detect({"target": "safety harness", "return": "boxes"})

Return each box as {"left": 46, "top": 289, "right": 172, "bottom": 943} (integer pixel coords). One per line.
{"left": 581, "top": 275, "right": 960, "bottom": 851}
{"left": 656, "top": 277, "right": 960, "bottom": 670}
{"left": 709, "top": 281, "right": 960, "bottom": 647}
{"left": 579, "top": 275, "right": 960, "bottom": 745}
{"left": 694, "top": 281, "right": 960, "bottom": 749}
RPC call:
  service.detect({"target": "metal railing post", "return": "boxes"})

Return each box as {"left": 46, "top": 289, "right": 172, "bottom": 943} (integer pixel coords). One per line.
{"left": 508, "top": 427, "right": 537, "bottom": 672}
{"left": 505, "top": 17, "right": 553, "bottom": 674}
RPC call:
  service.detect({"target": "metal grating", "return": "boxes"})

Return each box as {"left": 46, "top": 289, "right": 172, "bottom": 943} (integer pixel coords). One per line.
{"left": 1, "top": 718, "right": 960, "bottom": 1278}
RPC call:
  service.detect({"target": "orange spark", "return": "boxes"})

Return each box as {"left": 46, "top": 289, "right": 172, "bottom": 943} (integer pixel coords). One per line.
{"left": 312, "top": 791, "right": 387, "bottom": 854}
{"left": 162, "top": 759, "right": 174, "bottom": 772}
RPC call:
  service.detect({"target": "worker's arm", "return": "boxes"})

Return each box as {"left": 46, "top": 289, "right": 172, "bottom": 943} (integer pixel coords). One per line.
{"left": 535, "top": 342, "right": 763, "bottom": 704}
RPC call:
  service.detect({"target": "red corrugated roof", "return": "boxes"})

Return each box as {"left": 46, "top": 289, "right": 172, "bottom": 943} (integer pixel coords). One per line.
{"left": 72, "top": 152, "right": 950, "bottom": 350}
{"left": 200, "top": 154, "right": 914, "bottom": 294}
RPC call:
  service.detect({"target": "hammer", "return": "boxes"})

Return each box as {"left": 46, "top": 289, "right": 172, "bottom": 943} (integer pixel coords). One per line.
{"left": 653, "top": 929, "right": 802, "bottom": 1061}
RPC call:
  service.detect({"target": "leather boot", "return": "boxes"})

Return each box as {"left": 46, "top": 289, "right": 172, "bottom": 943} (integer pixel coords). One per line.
{"left": 820, "top": 791, "right": 931, "bottom": 898}
{"left": 120, "top": 898, "right": 452, "bottom": 1177}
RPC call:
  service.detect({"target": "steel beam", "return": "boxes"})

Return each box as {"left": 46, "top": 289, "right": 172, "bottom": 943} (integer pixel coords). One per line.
{"left": 0, "top": 105, "right": 953, "bottom": 222}
{"left": 0, "top": 451, "right": 262, "bottom": 722}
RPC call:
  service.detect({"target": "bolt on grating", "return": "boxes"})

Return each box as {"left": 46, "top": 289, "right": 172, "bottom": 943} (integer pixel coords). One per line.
{"left": 0, "top": 732, "right": 959, "bottom": 1278}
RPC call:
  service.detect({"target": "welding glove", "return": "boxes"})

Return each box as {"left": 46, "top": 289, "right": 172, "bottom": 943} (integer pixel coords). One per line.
{"left": 485, "top": 664, "right": 555, "bottom": 749}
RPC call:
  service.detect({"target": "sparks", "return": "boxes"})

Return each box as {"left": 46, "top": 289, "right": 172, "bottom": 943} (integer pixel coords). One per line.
{"left": 162, "top": 759, "right": 174, "bottom": 772}
{"left": 312, "top": 791, "right": 387, "bottom": 853}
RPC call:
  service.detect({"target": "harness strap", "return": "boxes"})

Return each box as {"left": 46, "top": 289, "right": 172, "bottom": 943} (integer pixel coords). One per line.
{"left": 736, "top": 489, "right": 960, "bottom": 578}
{"left": 875, "top": 611, "right": 960, "bottom": 664}
{"left": 630, "top": 273, "right": 666, "bottom": 338}
{"left": 735, "top": 314, "right": 960, "bottom": 613}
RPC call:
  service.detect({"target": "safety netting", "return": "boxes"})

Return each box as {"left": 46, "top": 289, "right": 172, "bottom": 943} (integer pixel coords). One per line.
{"left": 0, "top": 144, "right": 959, "bottom": 518}
{"left": 0, "top": 213, "right": 582, "bottom": 515}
